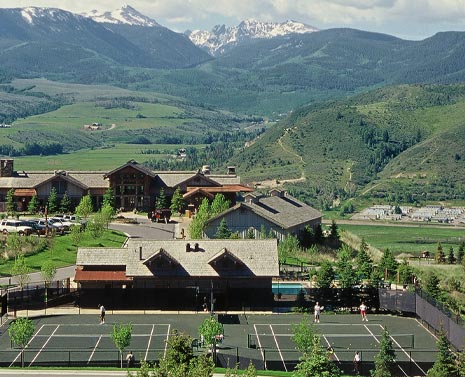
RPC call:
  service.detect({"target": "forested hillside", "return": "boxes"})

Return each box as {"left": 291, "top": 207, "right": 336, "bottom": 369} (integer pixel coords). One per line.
{"left": 228, "top": 84, "right": 465, "bottom": 207}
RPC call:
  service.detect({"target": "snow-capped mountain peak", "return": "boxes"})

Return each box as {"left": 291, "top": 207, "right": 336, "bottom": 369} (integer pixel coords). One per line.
{"left": 20, "top": 6, "right": 83, "bottom": 24}
{"left": 82, "top": 5, "right": 159, "bottom": 27}
{"left": 188, "top": 19, "right": 318, "bottom": 56}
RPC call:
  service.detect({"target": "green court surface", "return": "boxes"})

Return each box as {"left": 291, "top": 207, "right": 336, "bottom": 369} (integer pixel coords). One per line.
{"left": 0, "top": 313, "right": 438, "bottom": 376}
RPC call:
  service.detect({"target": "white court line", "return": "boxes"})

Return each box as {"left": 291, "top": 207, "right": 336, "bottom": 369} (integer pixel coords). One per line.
{"left": 269, "top": 324, "right": 287, "bottom": 372}
{"left": 144, "top": 325, "right": 155, "bottom": 361}
{"left": 87, "top": 335, "right": 102, "bottom": 364}
{"left": 163, "top": 324, "right": 171, "bottom": 358}
{"left": 365, "top": 325, "right": 408, "bottom": 377}
{"left": 10, "top": 324, "right": 45, "bottom": 367}
{"left": 323, "top": 335, "right": 340, "bottom": 363}
{"left": 29, "top": 325, "right": 60, "bottom": 366}
{"left": 375, "top": 324, "right": 427, "bottom": 376}
{"left": 253, "top": 324, "right": 266, "bottom": 370}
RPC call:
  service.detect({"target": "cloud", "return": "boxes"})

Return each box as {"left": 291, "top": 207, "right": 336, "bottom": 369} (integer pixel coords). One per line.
{"left": 1, "top": 0, "right": 465, "bottom": 38}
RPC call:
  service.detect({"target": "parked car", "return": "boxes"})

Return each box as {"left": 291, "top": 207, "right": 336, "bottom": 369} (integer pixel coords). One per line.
{"left": 51, "top": 217, "right": 75, "bottom": 230}
{"left": 0, "top": 219, "right": 34, "bottom": 236}
{"left": 36, "top": 219, "right": 65, "bottom": 235}
{"left": 148, "top": 209, "right": 172, "bottom": 223}
{"left": 22, "top": 220, "right": 47, "bottom": 236}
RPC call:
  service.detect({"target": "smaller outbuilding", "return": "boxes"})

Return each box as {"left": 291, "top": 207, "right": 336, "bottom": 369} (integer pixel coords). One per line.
{"left": 203, "top": 189, "right": 322, "bottom": 241}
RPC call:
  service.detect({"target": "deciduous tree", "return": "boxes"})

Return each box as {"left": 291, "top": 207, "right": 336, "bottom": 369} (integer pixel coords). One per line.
{"left": 111, "top": 323, "right": 133, "bottom": 368}
{"left": 12, "top": 254, "right": 30, "bottom": 288}
{"left": 75, "top": 194, "right": 93, "bottom": 219}
{"left": 8, "top": 317, "right": 35, "bottom": 367}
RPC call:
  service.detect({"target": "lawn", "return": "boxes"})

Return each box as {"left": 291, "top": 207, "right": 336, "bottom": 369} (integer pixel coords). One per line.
{"left": 0, "top": 229, "right": 127, "bottom": 276}
{"left": 339, "top": 223, "right": 465, "bottom": 257}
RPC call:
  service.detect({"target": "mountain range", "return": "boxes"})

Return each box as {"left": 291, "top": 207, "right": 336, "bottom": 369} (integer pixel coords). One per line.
{"left": 2, "top": 5, "right": 465, "bottom": 204}
{"left": 186, "top": 19, "right": 318, "bottom": 56}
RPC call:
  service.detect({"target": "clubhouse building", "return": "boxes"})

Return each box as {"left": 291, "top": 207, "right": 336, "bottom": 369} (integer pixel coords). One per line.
{"left": 75, "top": 239, "right": 279, "bottom": 311}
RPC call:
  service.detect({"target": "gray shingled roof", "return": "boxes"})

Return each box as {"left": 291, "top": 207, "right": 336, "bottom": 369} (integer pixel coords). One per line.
{"left": 0, "top": 171, "right": 109, "bottom": 189}
{"left": 126, "top": 239, "right": 278, "bottom": 277}
{"left": 76, "top": 248, "right": 128, "bottom": 266}
{"left": 77, "top": 239, "right": 279, "bottom": 278}
{"left": 207, "top": 193, "right": 322, "bottom": 229}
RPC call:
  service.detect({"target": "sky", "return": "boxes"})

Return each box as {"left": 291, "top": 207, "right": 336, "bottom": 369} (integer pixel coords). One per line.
{"left": 1, "top": 0, "right": 465, "bottom": 40}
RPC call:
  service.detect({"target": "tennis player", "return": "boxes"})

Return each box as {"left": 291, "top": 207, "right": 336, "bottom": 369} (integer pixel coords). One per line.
{"left": 359, "top": 302, "right": 368, "bottom": 321}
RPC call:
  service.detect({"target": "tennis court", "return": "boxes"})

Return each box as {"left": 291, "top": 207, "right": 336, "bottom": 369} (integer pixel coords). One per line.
{"left": 0, "top": 312, "right": 438, "bottom": 375}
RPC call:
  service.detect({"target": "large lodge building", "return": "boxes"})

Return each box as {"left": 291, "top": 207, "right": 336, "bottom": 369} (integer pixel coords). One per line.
{"left": 0, "top": 159, "right": 253, "bottom": 213}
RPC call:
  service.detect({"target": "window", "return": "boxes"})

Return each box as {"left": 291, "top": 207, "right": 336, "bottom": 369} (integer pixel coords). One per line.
{"left": 52, "top": 180, "right": 68, "bottom": 194}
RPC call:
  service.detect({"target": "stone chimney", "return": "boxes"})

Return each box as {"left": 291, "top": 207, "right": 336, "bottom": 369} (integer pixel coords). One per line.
{"left": 201, "top": 165, "right": 211, "bottom": 175}
{"left": 227, "top": 166, "right": 236, "bottom": 175}
{"left": 186, "top": 243, "right": 191, "bottom": 252}
{"left": 0, "top": 159, "right": 14, "bottom": 177}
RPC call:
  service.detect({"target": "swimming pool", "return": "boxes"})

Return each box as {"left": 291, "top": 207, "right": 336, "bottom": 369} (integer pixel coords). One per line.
{"left": 272, "top": 282, "right": 305, "bottom": 295}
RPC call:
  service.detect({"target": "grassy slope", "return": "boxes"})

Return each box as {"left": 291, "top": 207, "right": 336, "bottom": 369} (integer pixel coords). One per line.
{"left": 229, "top": 84, "right": 465, "bottom": 205}
{"left": 0, "top": 79, "right": 255, "bottom": 167}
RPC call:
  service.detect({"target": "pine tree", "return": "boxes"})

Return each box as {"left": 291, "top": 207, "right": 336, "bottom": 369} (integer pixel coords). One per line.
{"left": 457, "top": 243, "right": 465, "bottom": 265}
{"left": 155, "top": 188, "right": 167, "bottom": 210}
{"left": 424, "top": 271, "right": 442, "bottom": 300}
{"left": 329, "top": 220, "right": 339, "bottom": 241}
{"left": 426, "top": 330, "right": 457, "bottom": 376}
{"left": 356, "top": 241, "right": 373, "bottom": 282}
{"left": 397, "top": 259, "right": 413, "bottom": 286}
{"left": 170, "top": 187, "right": 185, "bottom": 214}
{"left": 59, "top": 192, "right": 72, "bottom": 214}
{"left": 47, "top": 187, "right": 58, "bottom": 214}
{"left": 27, "top": 195, "right": 39, "bottom": 214}
{"left": 6, "top": 188, "right": 17, "bottom": 217}
{"left": 371, "top": 327, "right": 396, "bottom": 377}
{"left": 336, "top": 245, "right": 357, "bottom": 288}
{"left": 215, "top": 218, "right": 231, "bottom": 239}
{"left": 316, "top": 261, "right": 335, "bottom": 288}
{"left": 379, "top": 249, "right": 399, "bottom": 281}
{"left": 448, "top": 247, "right": 456, "bottom": 264}
{"left": 436, "top": 241, "right": 446, "bottom": 264}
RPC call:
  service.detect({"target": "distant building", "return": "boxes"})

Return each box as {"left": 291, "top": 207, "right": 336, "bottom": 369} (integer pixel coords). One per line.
{"left": 0, "top": 159, "right": 252, "bottom": 212}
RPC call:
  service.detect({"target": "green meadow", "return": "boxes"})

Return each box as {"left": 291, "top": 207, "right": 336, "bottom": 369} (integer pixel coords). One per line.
{"left": 339, "top": 223, "right": 465, "bottom": 257}
{"left": 12, "top": 143, "right": 206, "bottom": 171}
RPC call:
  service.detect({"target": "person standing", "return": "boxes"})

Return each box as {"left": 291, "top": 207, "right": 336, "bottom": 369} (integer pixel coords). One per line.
{"left": 126, "top": 351, "right": 135, "bottom": 368}
{"left": 314, "top": 302, "right": 322, "bottom": 323}
{"left": 359, "top": 302, "right": 368, "bottom": 321}
{"left": 353, "top": 351, "right": 360, "bottom": 374}
{"left": 99, "top": 304, "right": 106, "bottom": 324}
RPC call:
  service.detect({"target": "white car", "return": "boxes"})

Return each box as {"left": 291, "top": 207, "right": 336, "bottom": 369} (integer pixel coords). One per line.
{"left": 0, "top": 219, "right": 34, "bottom": 235}
{"left": 36, "top": 219, "right": 65, "bottom": 234}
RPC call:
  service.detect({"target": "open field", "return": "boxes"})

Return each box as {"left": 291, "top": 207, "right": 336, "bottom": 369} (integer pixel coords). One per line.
{"left": 339, "top": 223, "right": 465, "bottom": 257}
{"left": 12, "top": 143, "right": 206, "bottom": 171}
